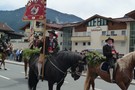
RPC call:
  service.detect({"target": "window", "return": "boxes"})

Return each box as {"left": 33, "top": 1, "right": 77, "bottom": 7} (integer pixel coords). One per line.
{"left": 88, "top": 42, "right": 91, "bottom": 45}
{"left": 111, "top": 31, "right": 115, "bottom": 35}
{"left": 102, "top": 31, "right": 106, "bottom": 36}
{"left": 83, "top": 42, "right": 86, "bottom": 46}
{"left": 122, "top": 31, "right": 126, "bottom": 35}
{"left": 61, "top": 34, "right": 63, "bottom": 37}
{"left": 97, "top": 18, "right": 101, "bottom": 26}
{"left": 88, "top": 18, "right": 107, "bottom": 27}
{"left": 75, "top": 42, "right": 78, "bottom": 46}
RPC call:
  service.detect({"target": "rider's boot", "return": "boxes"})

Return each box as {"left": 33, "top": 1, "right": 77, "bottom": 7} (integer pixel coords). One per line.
{"left": 109, "top": 68, "right": 115, "bottom": 83}
{"left": 38, "top": 62, "right": 42, "bottom": 79}
{"left": 38, "top": 54, "right": 44, "bottom": 80}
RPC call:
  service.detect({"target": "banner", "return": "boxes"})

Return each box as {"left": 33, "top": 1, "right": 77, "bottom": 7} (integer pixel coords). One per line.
{"left": 23, "top": 0, "right": 46, "bottom": 20}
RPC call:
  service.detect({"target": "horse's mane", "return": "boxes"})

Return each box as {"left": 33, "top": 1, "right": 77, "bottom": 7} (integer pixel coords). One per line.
{"left": 54, "top": 51, "right": 82, "bottom": 64}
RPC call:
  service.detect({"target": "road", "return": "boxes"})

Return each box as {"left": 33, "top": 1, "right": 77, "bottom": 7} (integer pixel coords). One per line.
{"left": 0, "top": 63, "right": 135, "bottom": 90}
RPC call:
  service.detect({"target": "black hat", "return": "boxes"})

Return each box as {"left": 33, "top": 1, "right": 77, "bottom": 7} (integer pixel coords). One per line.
{"left": 105, "top": 37, "right": 114, "bottom": 43}
{"left": 48, "top": 30, "right": 56, "bottom": 36}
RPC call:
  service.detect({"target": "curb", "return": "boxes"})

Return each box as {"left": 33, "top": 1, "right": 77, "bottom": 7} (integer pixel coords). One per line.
{"left": 5, "top": 60, "right": 24, "bottom": 66}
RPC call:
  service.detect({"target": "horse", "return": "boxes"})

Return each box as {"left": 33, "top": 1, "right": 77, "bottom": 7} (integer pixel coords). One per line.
{"left": 0, "top": 40, "right": 9, "bottom": 70}
{"left": 84, "top": 51, "right": 135, "bottom": 90}
{"left": 28, "top": 50, "right": 86, "bottom": 90}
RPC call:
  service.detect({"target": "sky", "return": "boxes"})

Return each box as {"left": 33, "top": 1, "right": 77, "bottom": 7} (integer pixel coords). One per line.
{"left": 0, "top": 0, "right": 135, "bottom": 19}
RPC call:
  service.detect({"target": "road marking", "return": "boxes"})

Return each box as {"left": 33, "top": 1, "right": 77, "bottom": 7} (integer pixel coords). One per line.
{"left": 21, "top": 72, "right": 25, "bottom": 74}
{"left": 95, "top": 88, "right": 102, "bottom": 90}
{"left": 64, "top": 81, "right": 69, "bottom": 84}
{"left": 0, "top": 75, "right": 10, "bottom": 80}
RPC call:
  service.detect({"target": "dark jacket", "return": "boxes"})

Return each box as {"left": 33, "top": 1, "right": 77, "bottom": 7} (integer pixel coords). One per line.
{"left": 0, "top": 39, "right": 7, "bottom": 52}
{"left": 103, "top": 44, "right": 113, "bottom": 59}
{"left": 39, "top": 37, "right": 59, "bottom": 55}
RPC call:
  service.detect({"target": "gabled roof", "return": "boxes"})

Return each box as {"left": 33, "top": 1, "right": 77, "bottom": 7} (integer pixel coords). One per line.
{"left": 125, "top": 10, "right": 135, "bottom": 19}
{"left": 0, "top": 22, "right": 14, "bottom": 32}
{"left": 77, "top": 14, "right": 121, "bottom": 26}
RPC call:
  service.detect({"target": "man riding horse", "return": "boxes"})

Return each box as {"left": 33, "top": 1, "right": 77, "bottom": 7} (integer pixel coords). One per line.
{"left": 103, "top": 37, "right": 118, "bottom": 82}
{"left": 0, "top": 37, "right": 8, "bottom": 70}
{"left": 38, "top": 30, "right": 59, "bottom": 79}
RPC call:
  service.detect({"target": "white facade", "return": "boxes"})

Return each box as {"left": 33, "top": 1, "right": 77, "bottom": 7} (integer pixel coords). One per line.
{"left": 71, "top": 25, "right": 129, "bottom": 55}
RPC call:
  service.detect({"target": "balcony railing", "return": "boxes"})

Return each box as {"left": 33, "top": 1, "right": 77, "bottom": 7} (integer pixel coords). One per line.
{"left": 71, "top": 36, "right": 91, "bottom": 42}
{"left": 100, "top": 35, "right": 127, "bottom": 41}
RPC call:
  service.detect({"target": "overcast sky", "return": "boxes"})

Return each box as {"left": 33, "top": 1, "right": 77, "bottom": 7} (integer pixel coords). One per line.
{"left": 0, "top": 0, "right": 135, "bottom": 19}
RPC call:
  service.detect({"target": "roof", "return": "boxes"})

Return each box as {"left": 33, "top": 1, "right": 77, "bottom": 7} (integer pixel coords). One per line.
{"left": 20, "top": 22, "right": 63, "bottom": 31}
{"left": 8, "top": 32, "right": 24, "bottom": 37}
{"left": 76, "top": 14, "right": 121, "bottom": 26}
{"left": 125, "top": 10, "right": 135, "bottom": 19}
{"left": 114, "top": 17, "right": 135, "bottom": 22}
{"left": 0, "top": 22, "right": 14, "bottom": 32}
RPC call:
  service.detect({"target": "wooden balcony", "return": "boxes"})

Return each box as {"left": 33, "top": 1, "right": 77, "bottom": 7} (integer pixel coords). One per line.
{"left": 71, "top": 36, "right": 91, "bottom": 42}
{"left": 100, "top": 35, "right": 127, "bottom": 41}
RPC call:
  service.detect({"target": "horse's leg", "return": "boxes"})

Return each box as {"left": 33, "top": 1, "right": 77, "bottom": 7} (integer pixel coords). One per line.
{"left": 56, "top": 79, "right": 64, "bottom": 90}
{"left": 24, "top": 59, "right": 28, "bottom": 79}
{"left": 1, "top": 53, "right": 6, "bottom": 70}
{"left": 91, "top": 78, "right": 95, "bottom": 90}
{"left": 117, "top": 82, "right": 127, "bottom": 90}
{"left": 28, "top": 68, "right": 39, "bottom": 90}
{"left": 48, "top": 82, "right": 54, "bottom": 90}
{"left": 84, "top": 69, "right": 91, "bottom": 90}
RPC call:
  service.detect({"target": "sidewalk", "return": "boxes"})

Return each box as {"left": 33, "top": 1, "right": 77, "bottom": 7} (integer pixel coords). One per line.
{"left": 5, "top": 59, "right": 135, "bottom": 85}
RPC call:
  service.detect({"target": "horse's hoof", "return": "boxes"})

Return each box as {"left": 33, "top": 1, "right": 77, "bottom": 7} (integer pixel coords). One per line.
{"left": 4, "top": 68, "right": 7, "bottom": 70}
{"left": 25, "top": 76, "right": 28, "bottom": 79}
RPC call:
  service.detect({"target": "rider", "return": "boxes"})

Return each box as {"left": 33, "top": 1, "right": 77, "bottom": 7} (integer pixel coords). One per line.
{"left": 38, "top": 30, "right": 59, "bottom": 79}
{"left": 0, "top": 37, "right": 8, "bottom": 70}
{"left": 103, "top": 37, "right": 118, "bottom": 82}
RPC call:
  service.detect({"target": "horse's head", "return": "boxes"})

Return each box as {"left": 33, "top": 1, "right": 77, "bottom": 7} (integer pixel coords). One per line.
{"left": 70, "top": 56, "right": 87, "bottom": 80}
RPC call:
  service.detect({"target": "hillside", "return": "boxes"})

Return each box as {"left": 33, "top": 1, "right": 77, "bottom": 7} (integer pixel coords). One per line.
{"left": 0, "top": 7, "right": 83, "bottom": 33}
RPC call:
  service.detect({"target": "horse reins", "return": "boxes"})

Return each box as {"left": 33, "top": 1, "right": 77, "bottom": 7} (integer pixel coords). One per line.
{"left": 48, "top": 58, "right": 67, "bottom": 75}
{"left": 47, "top": 57, "right": 67, "bottom": 85}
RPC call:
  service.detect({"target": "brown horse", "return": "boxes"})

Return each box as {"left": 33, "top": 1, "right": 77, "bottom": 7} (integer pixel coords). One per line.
{"left": 84, "top": 51, "right": 135, "bottom": 90}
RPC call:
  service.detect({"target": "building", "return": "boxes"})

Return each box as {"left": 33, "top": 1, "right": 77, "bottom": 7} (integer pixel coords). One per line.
{"left": 0, "top": 22, "right": 24, "bottom": 40}
{"left": 71, "top": 10, "right": 135, "bottom": 55}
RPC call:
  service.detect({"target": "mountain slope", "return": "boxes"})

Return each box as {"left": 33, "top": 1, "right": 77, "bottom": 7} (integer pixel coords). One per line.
{"left": 0, "top": 7, "right": 83, "bottom": 33}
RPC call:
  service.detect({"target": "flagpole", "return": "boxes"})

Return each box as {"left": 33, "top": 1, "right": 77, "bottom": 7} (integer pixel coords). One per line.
{"left": 41, "top": 0, "right": 47, "bottom": 81}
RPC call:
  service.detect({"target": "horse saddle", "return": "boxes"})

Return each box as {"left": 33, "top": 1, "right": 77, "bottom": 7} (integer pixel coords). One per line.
{"left": 100, "top": 61, "right": 110, "bottom": 72}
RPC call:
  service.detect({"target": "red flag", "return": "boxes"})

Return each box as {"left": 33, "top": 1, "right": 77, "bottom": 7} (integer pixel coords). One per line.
{"left": 23, "top": 0, "right": 46, "bottom": 20}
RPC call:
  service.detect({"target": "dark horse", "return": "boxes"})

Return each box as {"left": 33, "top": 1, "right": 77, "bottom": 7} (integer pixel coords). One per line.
{"left": 84, "top": 51, "right": 135, "bottom": 90}
{"left": 28, "top": 51, "right": 86, "bottom": 90}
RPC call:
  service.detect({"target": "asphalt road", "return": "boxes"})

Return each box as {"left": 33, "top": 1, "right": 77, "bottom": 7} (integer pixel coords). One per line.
{"left": 0, "top": 62, "right": 135, "bottom": 90}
